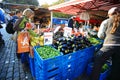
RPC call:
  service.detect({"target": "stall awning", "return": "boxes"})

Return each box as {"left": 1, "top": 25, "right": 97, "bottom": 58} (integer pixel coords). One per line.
{"left": 49, "top": 0, "right": 93, "bottom": 15}
{"left": 48, "top": 0, "right": 120, "bottom": 15}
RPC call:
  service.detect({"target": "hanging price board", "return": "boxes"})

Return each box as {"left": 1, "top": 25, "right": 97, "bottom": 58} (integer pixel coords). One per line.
{"left": 44, "top": 32, "right": 53, "bottom": 45}
{"left": 63, "top": 27, "right": 72, "bottom": 37}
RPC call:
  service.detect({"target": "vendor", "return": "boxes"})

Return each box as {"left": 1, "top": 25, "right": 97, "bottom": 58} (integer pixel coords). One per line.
{"left": 68, "top": 16, "right": 76, "bottom": 29}
{"left": 91, "top": 7, "right": 120, "bottom": 80}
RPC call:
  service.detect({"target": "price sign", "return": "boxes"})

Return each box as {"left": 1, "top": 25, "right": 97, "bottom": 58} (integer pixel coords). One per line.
{"left": 63, "top": 27, "right": 72, "bottom": 37}
{"left": 44, "top": 32, "right": 53, "bottom": 45}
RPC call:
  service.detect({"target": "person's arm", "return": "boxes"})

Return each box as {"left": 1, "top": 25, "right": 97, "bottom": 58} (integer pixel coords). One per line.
{"left": 97, "top": 19, "right": 108, "bottom": 39}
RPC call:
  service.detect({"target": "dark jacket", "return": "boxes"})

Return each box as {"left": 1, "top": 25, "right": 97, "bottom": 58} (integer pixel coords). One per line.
{"left": 68, "top": 18, "right": 74, "bottom": 28}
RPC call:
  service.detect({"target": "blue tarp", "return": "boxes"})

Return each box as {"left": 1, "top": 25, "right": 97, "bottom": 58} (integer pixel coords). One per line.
{"left": 53, "top": 18, "right": 68, "bottom": 25}
{"left": 0, "top": 8, "right": 5, "bottom": 23}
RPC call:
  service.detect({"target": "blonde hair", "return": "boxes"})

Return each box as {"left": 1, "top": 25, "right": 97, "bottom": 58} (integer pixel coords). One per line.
{"left": 110, "top": 8, "right": 120, "bottom": 33}
{"left": 22, "top": 8, "right": 34, "bottom": 18}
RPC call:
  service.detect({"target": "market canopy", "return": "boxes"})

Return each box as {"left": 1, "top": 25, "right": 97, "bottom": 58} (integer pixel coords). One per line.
{"left": 49, "top": 0, "right": 120, "bottom": 18}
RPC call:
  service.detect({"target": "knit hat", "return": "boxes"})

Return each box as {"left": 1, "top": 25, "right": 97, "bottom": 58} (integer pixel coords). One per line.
{"left": 108, "top": 7, "right": 117, "bottom": 15}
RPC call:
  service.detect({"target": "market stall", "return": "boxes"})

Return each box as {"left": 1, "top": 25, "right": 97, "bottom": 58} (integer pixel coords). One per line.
{"left": 18, "top": 0, "right": 120, "bottom": 80}
{"left": 18, "top": 7, "right": 104, "bottom": 79}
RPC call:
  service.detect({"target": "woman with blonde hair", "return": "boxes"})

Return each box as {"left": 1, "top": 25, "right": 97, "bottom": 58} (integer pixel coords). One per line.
{"left": 13, "top": 8, "right": 34, "bottom": 58}
{"left": 22, "top": 8, "right": 34, "bottom": 20}
{"left": 91, "top": 7, "right": 120, "bottom": 80}
{"left": 14, "top": 8, "right": 34, "bottom": 31}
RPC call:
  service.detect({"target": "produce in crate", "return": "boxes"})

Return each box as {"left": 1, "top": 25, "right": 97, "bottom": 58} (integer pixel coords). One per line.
{"left": 36, "top": 46, "right": 60, "bottom": 59}
{"left": 88, "top": 37, "right": 101, "bottom": 45}
{"left": 101, "top": 63, "right": 109, "bottom": 73}
{"left": 53, "top": 35, "right": 92, "bottom": 54}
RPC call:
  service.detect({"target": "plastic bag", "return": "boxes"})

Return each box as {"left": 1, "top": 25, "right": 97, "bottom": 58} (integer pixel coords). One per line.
{"left": 17, "top": 31, "right": 30, "bottom": 53}
{"left": 11, "top": 31, "right": 17, "bottom": 42}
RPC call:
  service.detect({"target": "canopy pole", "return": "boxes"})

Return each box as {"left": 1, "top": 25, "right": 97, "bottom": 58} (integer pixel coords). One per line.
{"left": 50, "top": 11, "right": 53, "bottom": 29}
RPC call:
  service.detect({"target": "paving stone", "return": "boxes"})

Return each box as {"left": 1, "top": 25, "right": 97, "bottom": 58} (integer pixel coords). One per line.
{"left": 14, "top": 72, "right": 19, "bottom": 77}
{"left": 6, "top": 72, "right": 13, "bottom": 78}
{"left": 20, "top": 73, "right": 26, "bottom": 79}
{"left": 13, "top": 77, "right": 20, "bottom": 80}
{"left": 6, "top": 78, "right": 12, "bottom": 80}
{"left": 1, "top": 68, "right": 7, "bottom": 74}
{"left": 0, "top": 77, "right": 6, "bottom": 80}
{"left": 14, "top": 64, "right": 19, "bottom": 68}
{"left": 14, "top": 67, "right": 19, "bottom": 71}
{"left": 0, "top": 72, "right": 6, "bottom": 78}
{"left": 4, "top": 64, "right": 9, "bottom": 68}
{"left": 7, "top": 67, "right": 13, "bottom": 72}
{"left": 9, "top": 63, "right": 14, "bottom": 67}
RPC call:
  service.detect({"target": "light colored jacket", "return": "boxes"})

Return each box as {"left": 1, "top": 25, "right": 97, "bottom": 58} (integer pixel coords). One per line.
{"left": 98, "top": 18, "right": 120, "bottom": 46}
{"left": 97, "top": 19, "right": 109, "bottom": 39}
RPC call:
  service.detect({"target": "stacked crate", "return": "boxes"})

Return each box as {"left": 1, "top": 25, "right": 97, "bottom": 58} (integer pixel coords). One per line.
{"left": 33, "top": 45, "right": 95, "bottom": 80}
{"left": 34, "top": 46, "right": 63, "bottom": 80}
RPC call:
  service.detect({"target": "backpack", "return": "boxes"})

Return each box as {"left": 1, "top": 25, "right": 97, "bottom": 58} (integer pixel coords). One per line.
{"left": 6, "top": 19, "right": 15, "bottom": 34}
{"left": 0, "top": 24, "right": 3, "bottom": 28}
{"left": 13, "top": 17, "right": 27, "bottom": 31}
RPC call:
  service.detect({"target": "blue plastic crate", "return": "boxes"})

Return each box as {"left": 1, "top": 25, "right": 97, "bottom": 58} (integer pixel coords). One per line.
{"left": 35, "top": 62, "right": 61, "bottom": 80}
{"left": 94, "top": 43, "right": 102, "bottom": 52}
{"left": 62, "top": 49, "right": 87, "bottom": 64}
{"left": 61, "top": 62, "right": 75, "bottom": 80}
{"left": 62, "top": 52, "right": 77, "bottom": 63}
{"left": 86, "top": 62, "right": 111, "bottom": 80}
{"left": 62, "top": 73, "right": 73, "bottom": 80}
{"left": 86, "top": 63, "right": 94, "bottom": 76}
{"left": 61, "top": 50, "right": 86, "bottom": 79}
{"left": 74, "top": 60, "right": 88, "bottom": 78}
{"left": 29, "top": 55, "right": 35, "bottom": 77}
{"left": 84, "top": 46, "right": 95, "bottom": 59}
{"left": 99, "top": 69, "right": 110, "bottom": 80}
{"left": 33, "top": 46, "right": 63, "bottom": 80}
{"left": 75, "top": 49, "right": 86, "bottom": 58}
{"left": 61, "top": 46, "right": 95, "bottom": 79}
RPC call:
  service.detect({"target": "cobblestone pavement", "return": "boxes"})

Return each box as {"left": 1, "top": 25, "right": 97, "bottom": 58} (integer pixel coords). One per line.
{"left": 0, "top": 24, "right": 34, "bottom": 80}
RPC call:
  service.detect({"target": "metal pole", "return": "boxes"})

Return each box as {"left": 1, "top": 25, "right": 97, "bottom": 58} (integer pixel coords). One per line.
{"left": 50, "top": 11, "right": 53, "bottom": 29}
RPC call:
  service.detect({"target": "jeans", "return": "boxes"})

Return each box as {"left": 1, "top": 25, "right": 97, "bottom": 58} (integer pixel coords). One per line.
{"left": 91, "top": 46, "right": 120, "bottom": 80}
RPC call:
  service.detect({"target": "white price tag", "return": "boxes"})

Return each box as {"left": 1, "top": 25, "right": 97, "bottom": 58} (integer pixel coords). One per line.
{"left": 44, "top": 32, "right": 53, "bottom": 45}
{"left": 63, "top": 27, "right": 72, "bottom": 37}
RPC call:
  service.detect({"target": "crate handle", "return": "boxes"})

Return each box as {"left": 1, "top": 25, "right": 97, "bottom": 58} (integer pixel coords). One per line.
{"left": 68, "top": 55, "right": 72, "bottom": 59}
{"left": 48, "top": 67, "right": 59, "bottom": 72}
{"left": 68, "top": 64, "right": 71, "bottom": 68}
{"left": 48, "top": 73, "right": 58, "bottom": 79}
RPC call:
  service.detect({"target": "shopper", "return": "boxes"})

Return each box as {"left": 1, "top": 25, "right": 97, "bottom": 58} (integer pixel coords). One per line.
{"left": 0, "top": 8, "right": 5, "bottom": 24}
{"left": 91, "top": 7, "right": 120, "bottom": 80}
{"left": 12, "top": 10, "right": 22, "bottom": 23}
{"left": 0, "top": 8, "right": 5, "bottom": 46}
{"left": 6, "top": 10, "right": 22, "bottom": 37}
{"left": 14, "top": 8, "right": 34, "bottom": 31}
{"left": 14, "top": 8, "right": 34, "bottom": 59}
{"left": 68, "top": 16, "right": 76, "bottom": 29}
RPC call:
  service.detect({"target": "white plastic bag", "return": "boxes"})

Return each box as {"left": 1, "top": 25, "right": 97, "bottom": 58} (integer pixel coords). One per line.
{"left": 11, "top": 31, "right": 17, "bottom": 42}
